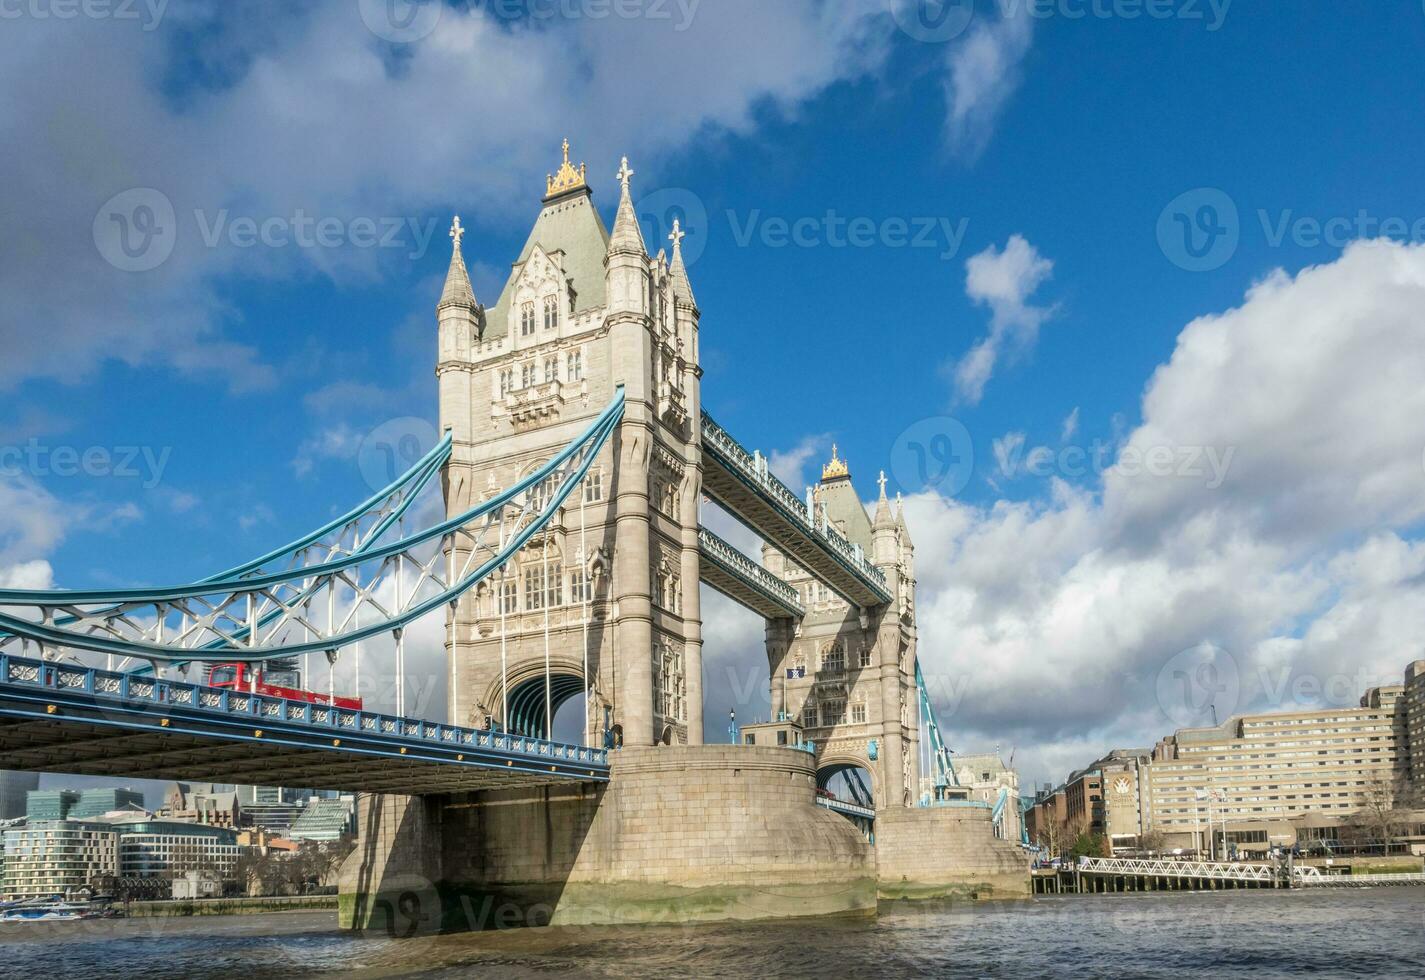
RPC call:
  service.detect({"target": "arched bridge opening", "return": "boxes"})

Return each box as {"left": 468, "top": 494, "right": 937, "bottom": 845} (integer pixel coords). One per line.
{"left": 816, "top": 762, "right": 876, "bottom": 841}
{"left": 506, "top": 672, "right": 588, "bottom": 743}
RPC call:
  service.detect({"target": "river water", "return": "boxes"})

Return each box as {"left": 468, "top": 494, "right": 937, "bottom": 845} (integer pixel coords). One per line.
{"left": 1, "top": 889, "right": 1421, "bottom": 978}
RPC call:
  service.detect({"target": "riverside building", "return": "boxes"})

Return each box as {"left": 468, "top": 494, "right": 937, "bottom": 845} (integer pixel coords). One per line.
{"left": 1030, "top": 659, "right": 1425, "bottom": 855}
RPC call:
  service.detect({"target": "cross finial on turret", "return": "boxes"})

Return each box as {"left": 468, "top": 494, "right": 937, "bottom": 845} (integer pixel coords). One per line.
{"left": 669, "top": 218, "right": 686, "bottom": 251}
{"left": 449, "top": 215, "right": 465, "bottom": 250}
{"left": 878, "top": 470, "right": 888, "bottom": 498}
{"left": 617, "top": 156, "right": 635, "bottom": 192}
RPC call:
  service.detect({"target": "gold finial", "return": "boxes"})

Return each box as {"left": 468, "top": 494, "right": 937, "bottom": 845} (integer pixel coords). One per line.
{"left": 546, "top": 137, "right": 589, "bottom": 200}
{"left": 822, "top": 444, "right": 849, "bottom": 481}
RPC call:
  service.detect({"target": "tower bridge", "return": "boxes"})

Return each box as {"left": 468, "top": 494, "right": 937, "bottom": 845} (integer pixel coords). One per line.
{"left": 0, "top": 141, "right": 1028, "bottom": 933}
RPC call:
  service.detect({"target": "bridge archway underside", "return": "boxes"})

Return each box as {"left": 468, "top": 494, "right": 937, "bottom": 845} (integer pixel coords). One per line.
{"left": 0, "top": 656, "right": 608, "bottom": 794}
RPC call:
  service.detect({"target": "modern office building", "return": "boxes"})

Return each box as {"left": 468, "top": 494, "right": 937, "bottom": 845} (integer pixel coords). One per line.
{"left": 2, "top": 821, "right": 119, "bottom": 899}
{"left": 26, "top": 789, "right": 79, "bottom": 821}
{"left": 71, "top": 788, "right": 146, "bottom": 819}
{"left": 0, "top": 772, "right": 40, "bottom": 820}
{"left": 112, "top": 820, "right": 241, "bottom": 879}
{"left": 287, "top": 796, "right": 356, "bottom": 843}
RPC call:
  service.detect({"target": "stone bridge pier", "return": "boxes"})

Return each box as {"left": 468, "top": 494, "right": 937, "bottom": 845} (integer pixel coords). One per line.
{"left": 339, "top": 745, "right": 877, "bottom": 934}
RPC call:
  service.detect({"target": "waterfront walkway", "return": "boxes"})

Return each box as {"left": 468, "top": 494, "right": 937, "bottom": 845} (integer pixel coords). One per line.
{"left": 1032, "top": 856, "right": 1425, "bottom": 893}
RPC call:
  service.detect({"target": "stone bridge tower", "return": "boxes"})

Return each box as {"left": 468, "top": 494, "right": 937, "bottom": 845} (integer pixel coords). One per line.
{"left": 763, "top": 453, "right": 920, "bottom": 808}
{"left": 436, "top": 142, "right": 704, "bottom": 748}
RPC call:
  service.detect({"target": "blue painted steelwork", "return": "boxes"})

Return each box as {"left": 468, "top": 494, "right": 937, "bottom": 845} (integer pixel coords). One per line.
{"left": 0, "top": 391, "right": 624, "bottom": 663}
{"left": 847, "top": 768, "right": 873, "bottom": 808}
{"left": 3, "top": 433, "right": 454, "bottom": 674}
{"left": 915, "top": 660, "right": 958, "bottom": 803}
{"left": 0, "top": 652, "right": 609, "bottom": 785}
{"left": 506, "top": 673, "right": 586, "bottom": 739}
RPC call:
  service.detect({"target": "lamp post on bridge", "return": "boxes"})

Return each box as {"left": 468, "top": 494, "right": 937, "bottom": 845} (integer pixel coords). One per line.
{"left": 728, "top": 709, "right": 738, "bottom": 745}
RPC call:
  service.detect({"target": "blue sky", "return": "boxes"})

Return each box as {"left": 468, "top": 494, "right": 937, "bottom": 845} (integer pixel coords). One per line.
{"left": 5, "top": 1, "right": 1425, "bottom": 795}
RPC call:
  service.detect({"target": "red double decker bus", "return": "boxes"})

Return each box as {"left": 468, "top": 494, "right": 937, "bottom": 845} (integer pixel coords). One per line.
{"left": 204, "top": 661, "right": 363, "bottom": 711}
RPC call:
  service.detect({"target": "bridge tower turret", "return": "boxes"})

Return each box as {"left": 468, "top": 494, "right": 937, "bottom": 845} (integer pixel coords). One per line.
{"left": 438, "top": 142, "right": 703, "bottom": 749}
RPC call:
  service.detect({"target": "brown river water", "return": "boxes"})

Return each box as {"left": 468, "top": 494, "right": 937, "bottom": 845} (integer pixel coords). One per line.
{"left": 0, "top": 888, "right": 1421, "bottom": 978}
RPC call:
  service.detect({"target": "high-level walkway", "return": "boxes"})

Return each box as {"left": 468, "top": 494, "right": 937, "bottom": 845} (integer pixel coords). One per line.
{"left": 701, "top": 412, "right": 892, "bottom": 609}
{"left": 0, "top": 653, "right": 608, "bottom": 794}
{"left": 697, "top": 526, "right": 805, "bottom": 619}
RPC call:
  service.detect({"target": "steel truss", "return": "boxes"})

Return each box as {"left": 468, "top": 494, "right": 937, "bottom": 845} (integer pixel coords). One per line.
{"left": 0, "top": 390, "right": 624, "bottom": 665}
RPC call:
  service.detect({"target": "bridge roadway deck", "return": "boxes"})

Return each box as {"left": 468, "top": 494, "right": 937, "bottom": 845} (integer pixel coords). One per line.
{"left": 0, "top": 653, "right": 608, "bottom": 794}
{"left": 700, "top": 413, "right": 892, "bottom": 610}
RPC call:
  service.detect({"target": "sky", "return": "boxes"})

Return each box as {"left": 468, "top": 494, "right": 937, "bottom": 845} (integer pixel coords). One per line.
{"left": 4, "top": 0, "right": 1425, "bottom": 799}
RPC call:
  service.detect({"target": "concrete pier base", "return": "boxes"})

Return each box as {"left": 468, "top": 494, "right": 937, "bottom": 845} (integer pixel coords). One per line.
{"left": 874, "top": 806, "right": 1031, "bottom": 901}
{"left": 339, "top": 745, "right": 876, "bottom": 934}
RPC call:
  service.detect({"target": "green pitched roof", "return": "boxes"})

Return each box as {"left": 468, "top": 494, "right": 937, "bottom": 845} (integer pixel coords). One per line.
{"left": 818, "top": 474, "right": 875, "bottom": 554}
{"left": 484, "top": 187, "right": 612, "bottom": 340}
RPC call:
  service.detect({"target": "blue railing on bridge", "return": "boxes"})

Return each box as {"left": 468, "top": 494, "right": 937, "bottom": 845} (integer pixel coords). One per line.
{"left": 700, "top": 412, "right": 891, "bottom": 602}
{"left": 0, "top": 653, "right": 609, "bottom": 768}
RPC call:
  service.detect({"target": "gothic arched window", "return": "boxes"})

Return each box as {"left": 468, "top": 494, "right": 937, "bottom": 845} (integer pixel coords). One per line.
{"left": 543, "top": 295, "right": 559, "bottom": 331}
{"left": 520, "top": 302, "right": 536, "bottom": 337}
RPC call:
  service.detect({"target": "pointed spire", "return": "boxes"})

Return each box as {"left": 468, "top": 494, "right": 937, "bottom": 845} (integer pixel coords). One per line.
{"left": 669, "top": 218, "right": 698, "bottom": 309}
{"left": 896, "top": 491, "right": 913, "bottom": 546}
{"left": 439, "top": 215, "right": 478, "bottom": 311}
{"left": 608, "top": 155, "right": 647, "bottom": 255}
{"left": 874, "top": 470, "right": 894, "bottom": 527}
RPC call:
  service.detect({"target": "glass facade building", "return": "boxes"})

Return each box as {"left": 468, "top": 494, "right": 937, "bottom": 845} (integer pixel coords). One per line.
{"left": 2, "top": 821, "right": 119, "bottom": 899}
